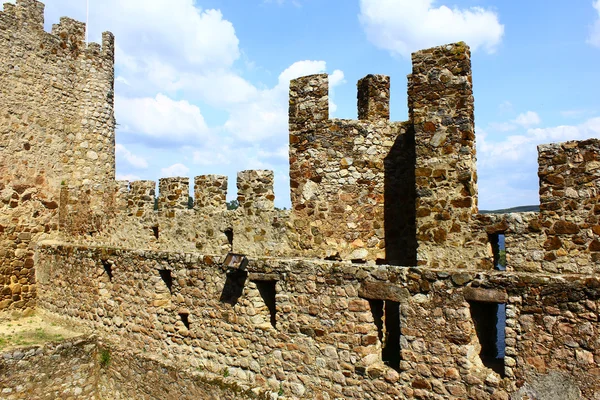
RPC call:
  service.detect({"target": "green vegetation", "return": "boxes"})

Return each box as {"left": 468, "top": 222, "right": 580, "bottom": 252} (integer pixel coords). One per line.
{"left": 99, "top": 348, "right": 111, "bottom": 368}
{"left": 480, "top": 205, "right": 539, "bottom": 214}
{"left": 498, "top": 250, "right": 507, "bottom": 268}
{"left": 226, "top": 200, "right": 239, "bottom": 210}
{"left": 0, "top": 327, "right": 64, "bottom": 350}
{"left": 222, "top": 367, "right": 230, "bottom": 377}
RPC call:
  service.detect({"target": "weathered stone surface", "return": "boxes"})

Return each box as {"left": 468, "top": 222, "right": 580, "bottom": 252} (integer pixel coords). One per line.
{"left": 358, "top": 281, "right": 410, "bottom": 302}
{"left": 463, "top": 287, "right": 507, "bottom": 303}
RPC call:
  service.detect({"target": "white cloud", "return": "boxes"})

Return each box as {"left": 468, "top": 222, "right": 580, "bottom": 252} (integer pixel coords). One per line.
{"left": 359, "top": 0, "right": 504, "bottom": 57}
{"left": 223, "top": 61, "right": 345, "bottom": 142}
{"left": 116, "top": 174, "right": 142, "bottom": 182}
{"left": 589, "top": 0, "right": 600, "bottom": 47}
{"left": 115, "top": 94, "right": 209, "bottom": 143}
{"left": 160, "top": 163, "right": 190, "bottom": 177}
{"left": 477, "top": 117, "right": 600, "bottom": 208}
{"left": 115, "top": 144, "right": 148, "bottom": 169}
{"left": 513, "top": 111, "right": 541, "bottom": 128}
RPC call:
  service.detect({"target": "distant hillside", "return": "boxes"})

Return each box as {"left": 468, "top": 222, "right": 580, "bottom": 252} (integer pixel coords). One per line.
{"left": 479, "top": 205, "right": 540, "bottom": 214}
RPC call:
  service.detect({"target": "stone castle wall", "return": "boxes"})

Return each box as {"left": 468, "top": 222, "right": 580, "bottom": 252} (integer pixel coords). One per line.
{"left": 1, "top": 1, "right": 600, "bottom": 398}
{"left": 0, "top": 334, "right": 265, "bottom": 399}
{"left": 0, "top": 0, "right": 114, "bottom": 311}
{"left": 35, "top": 242, "right": 600, "bottom": 399}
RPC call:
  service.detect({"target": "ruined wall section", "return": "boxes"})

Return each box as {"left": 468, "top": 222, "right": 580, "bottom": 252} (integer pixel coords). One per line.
{"left": 35, "top": 243, "right": 600, "bottom": 399}
{"left": 538, "top": 139, "right": 600, "bottom": 273}
{"left": 289, "top": 74, "right": 413, "bottom": 263}
{"left": 409, "top": 43, "right": 488, "bottom": 269}
{"left": 57, "top": 171, "right": 292, "bottom": 258}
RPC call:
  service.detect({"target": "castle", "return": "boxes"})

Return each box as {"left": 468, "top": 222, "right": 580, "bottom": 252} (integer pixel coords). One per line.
{"left": 1, "top": 1, "right": 599, "bottom": 399}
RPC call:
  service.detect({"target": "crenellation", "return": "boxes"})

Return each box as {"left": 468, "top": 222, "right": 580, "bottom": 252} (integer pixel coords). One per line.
{"left": 14, "top": 0, "right": 44, "bottom": 29}
{"left": 129, "top": 180, "right": 156, "bottom": 217}
{"left": 51, "top": 17, "right": 86, "bottom": 47}
{"left": 101, "top": 31, "right": 115, "bottom": 59}
{"left": 357, "top": 74, "right": 390, "bottom": 122}
{"left": 194, "top": 175, "right": 228, "bottom": 212}
{"left": 237, "top": 170, "right": 275, "bottom": 211}
{"left": 158, "top": 177, "right": 190, "bottom": 212}
{"left": 288, "top": 73, "right": 329, "bottom": 129}
{"left": 115, "top": 180, "right": 130, "bottom": 211}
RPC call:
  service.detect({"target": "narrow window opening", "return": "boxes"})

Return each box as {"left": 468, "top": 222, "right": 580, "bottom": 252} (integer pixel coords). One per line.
{"left": 367, "top": 299, "right": 401, "bottom": 371}
{"left": 468, "top": 300, "right": 506, "bottom": 377}
{"left": 383, "top": 300, "right": 401, "bottom": 371}
{"left": 152, "top": 226, "right": 159, "bottom": 239}
{"left": 224, "top": 228, "right": 234, "bottom": 251}
{"left": 179, "top": 313, "right": 190, "bottom": 329}
{"left": 101, "top": 260, "right": 113, "bottom": 281}
{"left": 488, "top": 233, "right": 506, "bottom": 271}
{"left": 159, "top": 269, "right": 172, "bottom": 293}
{"left": 219, "top": 270, "right": 247, "bottom": 305}
{"left": 255, "top": 280, "right": 277, "bottom": 328}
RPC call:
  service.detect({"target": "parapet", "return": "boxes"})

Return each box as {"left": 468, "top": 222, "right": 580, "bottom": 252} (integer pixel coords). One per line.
{"left": 194, "top": 175, "right": 227, "bottom": 212}
{"left": 237, "top": 170, "right": 275, "bottom": 211}
{"left": 158, "top": 177, "right": 189, "bottom": 211}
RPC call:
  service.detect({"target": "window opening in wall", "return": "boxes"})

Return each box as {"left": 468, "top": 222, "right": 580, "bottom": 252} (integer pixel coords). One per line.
{"left": 224, "top": 228, "right": 234, "bottom": 251}
{"left": 101, "top": 260, "right": 113, "bottom": 282}
{"left": 158, "top": 269, "right": 172, "bottom": 293}
{"left": 219, "top": 270, "right": 247, "bottom": 305}
{"left": 488, "top": 233, "right": 506, "bottom": 271}
{"left": 179, "top": 313, "right": 190, "bottom": 330}
{"left": 368, "top": 299, "right": 401, "bottom": 371}
{"left": 254, "top": 280, "right": 277, "bottom": 328}
{"left": 468, "top": 300, "right": 506, "bottom": 377}
{"left": 152, "top": 226, "right": 159, "bottom": 239}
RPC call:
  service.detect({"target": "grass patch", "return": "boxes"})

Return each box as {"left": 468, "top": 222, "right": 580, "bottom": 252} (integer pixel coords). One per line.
{"left": 0, "top": 329, "right": 65, "bottom": 350}
{"left": 99, "top": 348, "right": 111, "bottom": 368}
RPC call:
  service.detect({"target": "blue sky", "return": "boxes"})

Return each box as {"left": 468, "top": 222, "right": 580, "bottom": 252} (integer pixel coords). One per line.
{"left": 12, "top": 0, "right": 600, "bottom": 209}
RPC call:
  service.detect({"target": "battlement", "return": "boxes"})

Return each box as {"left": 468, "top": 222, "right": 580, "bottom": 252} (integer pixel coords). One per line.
{"left": 0, "top": 0, "right": 44, "bottom": 30}
{"left": 1, "top": 0, "right": 114, "bottom": 60}
{"left": 118, "top": 170, "right": 276, "bottom": 215}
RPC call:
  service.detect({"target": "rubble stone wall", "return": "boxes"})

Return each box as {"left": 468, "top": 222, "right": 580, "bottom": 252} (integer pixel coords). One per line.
{"left": 288, "top": 73, "right": 413, "bottom": 262}
{"left": 57, "top": 173, "right": 292, "bottom": 258}
{"left": 35, "top": 242, "right": 600, "bottom": 399}
{"left": 0, "top": 336, "right": 100, "bottom": 399}
{"left": 0, "top": 0, "right": 114, "bottom": 311}
{"left": 538, "top": 139, "right": 600, "bottom": 273}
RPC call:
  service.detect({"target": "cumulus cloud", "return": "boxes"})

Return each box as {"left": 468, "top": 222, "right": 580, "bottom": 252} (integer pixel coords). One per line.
{"left": 116, "top": 174, "right": 142, "bottom": 182}
{"left": 477, "top": 117, "right": 600, "bottom": 208}
{"left": 513, "top": 111, "right": 541, "bottom": 128}
{"left": 589, "top": 0, "right": 600, "bottom": 47}
{"left": 160, "top": 163, "right": 190, "bottom": 178}
{"left": 115, "top": 94, "right": 209, "bottom": 143}
{"left": 223, "top": 61, "right": 345, "bottom": 142}
{"left": 115, "top": 144, "right": 148, "bottom": 169}
{"left": 359, "top": 0, "right": 504, "bottom": 57}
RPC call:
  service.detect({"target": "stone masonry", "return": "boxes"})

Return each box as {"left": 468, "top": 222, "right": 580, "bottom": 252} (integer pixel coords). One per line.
{"left": 1, "top": 1, "right": 599, "bottom": 399}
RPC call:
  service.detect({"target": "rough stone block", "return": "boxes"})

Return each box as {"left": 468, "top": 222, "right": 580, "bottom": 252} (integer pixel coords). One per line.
{"left": 358, "top": 281, "right": 410, "bottom": 303}
{"left": 463, "top": 287, "right": 507, "bottom": 303}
